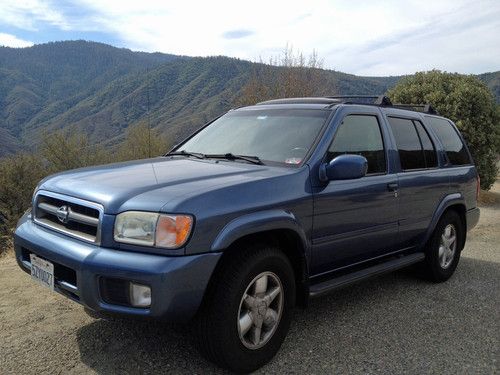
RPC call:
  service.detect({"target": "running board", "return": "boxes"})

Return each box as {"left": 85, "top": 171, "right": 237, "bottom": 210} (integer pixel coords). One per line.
{"left": 309, "top": 252, "right": 425, "bottom": 298}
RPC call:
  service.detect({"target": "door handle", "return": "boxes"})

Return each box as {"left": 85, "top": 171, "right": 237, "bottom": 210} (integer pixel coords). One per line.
{"left": 387, "top": 183, "right": 399, "bottom": 192}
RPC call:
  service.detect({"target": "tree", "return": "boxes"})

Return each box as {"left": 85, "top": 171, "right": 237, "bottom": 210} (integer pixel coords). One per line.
{"left": 388, "top": 71, "right": 500, "bottom": 189}
{"left": 40, "top": 129, "right": 110, "bottom": 173}
{"left": 116, "top": 121, "right": 171, "bottom": 161}
{"left": 235, "top": 45, "right": 334, "bottom": 106}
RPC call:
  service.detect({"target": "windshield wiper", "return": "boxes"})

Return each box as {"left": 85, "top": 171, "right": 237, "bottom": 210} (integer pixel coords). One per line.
{"left": 204, "top": 153, "right": 264, "bottom": 165}
{"left": 164, "top": 150, "right": 206, "bottom": 159}
{"left": 165, "top": 151, "right": 264, "bottom": 165}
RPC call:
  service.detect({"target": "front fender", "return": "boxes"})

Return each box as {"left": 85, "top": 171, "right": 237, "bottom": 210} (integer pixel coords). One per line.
{"left": 210, "top": 209, "right": 309, "bottom": 254}
{"left": 420, "top": 193, "right": 465, "bottom": 248}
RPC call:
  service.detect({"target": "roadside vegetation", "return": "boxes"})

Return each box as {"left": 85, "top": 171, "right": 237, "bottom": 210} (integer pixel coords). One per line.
{"left": 1, "top": 50, "right": 499, "bottom": 255}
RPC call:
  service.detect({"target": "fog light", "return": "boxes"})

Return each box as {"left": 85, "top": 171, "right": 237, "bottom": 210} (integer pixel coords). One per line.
{"left": 129, "top": 283, "right": 151, "bottom": 307}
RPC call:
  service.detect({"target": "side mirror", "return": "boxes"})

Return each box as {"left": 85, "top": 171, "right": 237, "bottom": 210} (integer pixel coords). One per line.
{"left": 319, "top": 154, "right": 368, "bottom": 182}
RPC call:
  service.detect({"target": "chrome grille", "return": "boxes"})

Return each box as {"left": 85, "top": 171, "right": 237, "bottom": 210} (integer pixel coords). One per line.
{"left": 33, "top": 191, "right": 103, "bottom": 244}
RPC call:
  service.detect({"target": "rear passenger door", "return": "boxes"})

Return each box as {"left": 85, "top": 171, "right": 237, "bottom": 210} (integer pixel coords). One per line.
{"left": 311, "top": 111, "right": 400, "bottom": 275}
{"left": 386, "top": 115, "right": 449, "bottom": 249}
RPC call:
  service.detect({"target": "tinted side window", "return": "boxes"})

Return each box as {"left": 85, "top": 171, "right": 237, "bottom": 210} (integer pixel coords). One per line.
{"left": 427, "top": 117, "right": 471, "bottom": 165}
{"left": 328, "top": 115, "right": 386, "bottom": 174}
{"left": 413, "top": 120, "right": 437, "bottom": 168}
{"left": 388, "top": 117, "right": 426, "bottom": 170}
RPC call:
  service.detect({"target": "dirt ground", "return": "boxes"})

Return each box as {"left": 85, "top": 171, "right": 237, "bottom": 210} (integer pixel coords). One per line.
{"left": 1, "top": 183, "right": 499, "bottom": 374}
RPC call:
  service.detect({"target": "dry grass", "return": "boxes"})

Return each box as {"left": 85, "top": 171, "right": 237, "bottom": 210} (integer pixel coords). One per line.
{"left": 0, "top": 237, "right": 14, "bottom": 259}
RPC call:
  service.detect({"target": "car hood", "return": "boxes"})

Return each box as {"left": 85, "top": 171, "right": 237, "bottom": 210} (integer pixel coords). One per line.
{"left": 37, "top": 157, "right": 293, "bottom": 214}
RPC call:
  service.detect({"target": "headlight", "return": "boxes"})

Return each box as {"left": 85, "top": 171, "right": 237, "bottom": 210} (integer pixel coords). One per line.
{"left": 114, "top": 211, "right": 193, "bottom": 249}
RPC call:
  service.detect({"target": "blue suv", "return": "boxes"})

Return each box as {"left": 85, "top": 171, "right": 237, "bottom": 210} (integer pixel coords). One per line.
{"left": 14, "top": 96, "right": 480, "bottom": 372}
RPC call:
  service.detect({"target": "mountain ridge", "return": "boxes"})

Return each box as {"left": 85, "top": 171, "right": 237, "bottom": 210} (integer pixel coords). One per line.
{"left": 1, "top": 40, "right": 498, "bottom": 156}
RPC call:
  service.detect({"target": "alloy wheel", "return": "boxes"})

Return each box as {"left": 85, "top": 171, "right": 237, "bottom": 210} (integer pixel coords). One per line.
{"left": 438, "top": 224, "right": 457, "bottom": 269}
{"left": 237, "top": 271, "right": 284, "bottom": 350}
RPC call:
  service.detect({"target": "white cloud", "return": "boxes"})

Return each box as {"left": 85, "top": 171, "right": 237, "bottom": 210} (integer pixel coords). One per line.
{"left": 0, "top": 0, "right": 70, "bottom": 31}
{"left": 0, "top": 0, "right": 499, "bottom": 75}
{"left": 0, "top": 33, "right": 34, "bottom": 48}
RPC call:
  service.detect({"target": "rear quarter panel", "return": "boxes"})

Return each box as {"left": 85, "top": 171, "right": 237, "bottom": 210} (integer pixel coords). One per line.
{"left": 449, "top": 166, "right": 478, "bottom": 209}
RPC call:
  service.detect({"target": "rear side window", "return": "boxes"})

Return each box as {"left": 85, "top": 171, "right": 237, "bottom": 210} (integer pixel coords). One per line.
{"left": 327, "top": 115, "right": 386, "bottom": 174}
{"left": 388, "top": 117, "right": 426, "bottom": 170}
{"left": 427, "top": 117, "right": 471, "bottom": 165}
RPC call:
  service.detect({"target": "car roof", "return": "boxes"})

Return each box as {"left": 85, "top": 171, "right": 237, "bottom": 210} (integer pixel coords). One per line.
{"left": 235, "top": 96, "right": 446, "bottom": 118}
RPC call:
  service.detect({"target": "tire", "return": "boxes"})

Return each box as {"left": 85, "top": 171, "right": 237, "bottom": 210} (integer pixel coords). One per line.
{"left": 421, "top": 210, "right": 464, "bottom": 282}
{"left": 194, "top": 243, "right": 296, "bottom": 373}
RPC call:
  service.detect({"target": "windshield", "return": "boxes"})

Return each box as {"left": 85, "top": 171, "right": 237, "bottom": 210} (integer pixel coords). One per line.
{"left": 178, "top": 109, "right": 329, "bottom": 166}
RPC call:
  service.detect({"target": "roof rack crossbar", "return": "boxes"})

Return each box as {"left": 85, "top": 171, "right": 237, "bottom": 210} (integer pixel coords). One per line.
{"left": 391, "top": 103, "right": 438, "bottom": 114}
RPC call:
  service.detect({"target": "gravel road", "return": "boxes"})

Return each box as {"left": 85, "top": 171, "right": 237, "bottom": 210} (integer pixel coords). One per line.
{"left": 1, "top": 184, "right": 499, "bottom": 375}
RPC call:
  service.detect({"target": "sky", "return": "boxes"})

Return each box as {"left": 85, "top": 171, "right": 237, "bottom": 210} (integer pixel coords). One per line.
{"left": 0, "top": 0, "right": 499, "bottom": 76}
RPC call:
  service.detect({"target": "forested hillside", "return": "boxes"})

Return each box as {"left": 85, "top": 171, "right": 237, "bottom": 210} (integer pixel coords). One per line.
{"left": 0, "top": 41, "right": 498, "bottom": 156}
{"left": 478, "top": 72, "right": 500, "bottom": 102}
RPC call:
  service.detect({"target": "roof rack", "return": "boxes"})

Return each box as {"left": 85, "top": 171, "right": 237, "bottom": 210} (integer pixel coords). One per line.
{"left": 256, "top": 95, "right": 438, "bottom": 114}
{"left": 326, "top": 95, "right": 438, "bottom": 114}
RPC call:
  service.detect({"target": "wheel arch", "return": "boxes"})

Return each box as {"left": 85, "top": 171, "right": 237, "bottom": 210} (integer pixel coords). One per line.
{"left": 210, "top": 211, "right": 311, "bottom": 307}
{"left": 423, "top": 194, "right": 467, "bottom": 250}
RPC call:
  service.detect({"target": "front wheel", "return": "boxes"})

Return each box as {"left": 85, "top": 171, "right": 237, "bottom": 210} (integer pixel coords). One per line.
{"left": 194, "top": 244, "right": 295, "bottom": 373}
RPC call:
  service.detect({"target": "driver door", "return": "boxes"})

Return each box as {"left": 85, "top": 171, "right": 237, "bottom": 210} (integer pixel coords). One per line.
{"left": 311, "top": 112, "right": 400, "bottom": 275}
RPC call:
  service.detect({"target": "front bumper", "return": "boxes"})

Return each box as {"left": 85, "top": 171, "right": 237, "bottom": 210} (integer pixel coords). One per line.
{"left": 14, "top": 214, "right": 221, "bottom": 322}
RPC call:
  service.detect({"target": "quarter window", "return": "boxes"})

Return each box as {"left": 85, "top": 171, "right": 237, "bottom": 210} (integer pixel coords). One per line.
{"left": 327, "top": 115, "right": 386, "bottom": 174}
{"left": 427, "top": 117, "right": 471, "bottom": 165}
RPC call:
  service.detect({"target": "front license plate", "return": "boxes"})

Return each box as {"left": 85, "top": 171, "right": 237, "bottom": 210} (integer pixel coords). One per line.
{"left": 30, "top": 254, "right": 54, "bottom": 291}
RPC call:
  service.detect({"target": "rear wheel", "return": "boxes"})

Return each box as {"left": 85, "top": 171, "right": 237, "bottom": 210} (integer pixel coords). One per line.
{"left": 194, "top": 244, "right": 295, "bottom": 373}
{"left": 421, "top": 210, "right": 463, "bottom": 282}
